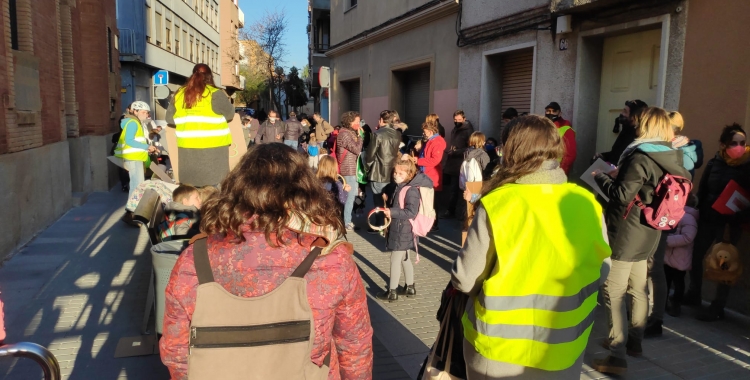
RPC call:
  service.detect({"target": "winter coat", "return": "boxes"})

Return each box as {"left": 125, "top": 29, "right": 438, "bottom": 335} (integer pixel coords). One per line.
{"left": 160, "top": 225, "right": 374, "bottom": 380}
{"left": 444, "top": 120, "right": 475, "bottom": 175}
{"left": 284, "top": 120, "right": 304, "bottom": 141}
{"left": 601, "top": 121, "right": 637, "bottom": 164}
{"left": 417, "top": 135, "right": 447, "bottom": 191}
{"left": 336, "top": 128, "right": 362, "bottom": 176}
{"left": 674, "top": 138, "right": 703, "bottom": 176}
{"left": 159, "top": 202, "right": 201, "bottom": 241}
{"left": 314, "top": 120, "right": 335, "bottom": 143}
{"left": 386, "top": 173, "right": 434, "bottom": 251}
{"left": 323, "top": 179, "right": 347, "bottom": 206}
{"left": 697, "top": 153, "right": 750, "bottom": 225}
{"left": 554, "top": 118, "right": 577, "bottom": 175}
{"left": 595, "top": 141, "right": 691, "bottom": 262}
{"left": 254, "top": 120, "right": 286, "bottom": 144}
{"left": 459, "top": 147, "right": 490, "bottom": 189}
{"left": 247, "top": 119, "right": 261, "bottom": 141}
{"left": 664, "top": 206, "right": 699, "bottom": 271}
{"left": 365, "top": 126, "right": 402, "bottom": 183}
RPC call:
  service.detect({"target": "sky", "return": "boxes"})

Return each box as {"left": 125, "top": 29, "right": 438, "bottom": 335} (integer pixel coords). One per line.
{"left": 239, "top": 0, "right": 309, "bottom": 71}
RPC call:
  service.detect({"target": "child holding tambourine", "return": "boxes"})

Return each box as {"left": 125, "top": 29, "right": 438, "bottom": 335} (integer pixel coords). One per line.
{"left": 376, "top": 159, "right": 434, "bottom": 302}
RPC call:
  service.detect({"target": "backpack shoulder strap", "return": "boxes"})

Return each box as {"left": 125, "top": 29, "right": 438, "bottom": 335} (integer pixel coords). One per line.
{"left": 192, "top": 237, "right": 215, "bottom": 284}
{"left": 291, "top": 247, "right": 324, "bottom": 278}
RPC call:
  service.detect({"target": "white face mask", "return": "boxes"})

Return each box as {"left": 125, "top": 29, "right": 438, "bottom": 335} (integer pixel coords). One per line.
{"left": 269, "top": 117, "right": 277, "bottom": 122}
{"left": 394, "top": 174, "right": 407, "bottom": 184}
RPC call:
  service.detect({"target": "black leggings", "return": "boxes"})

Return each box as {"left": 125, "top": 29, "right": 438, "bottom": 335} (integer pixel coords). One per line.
{"left": 664, "top": 265, "right": 686, "bottom": 305}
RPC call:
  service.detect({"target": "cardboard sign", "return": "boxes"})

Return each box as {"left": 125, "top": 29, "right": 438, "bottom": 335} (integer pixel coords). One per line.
{"left": 712, "top": 180, "right": 750, "bottom": 215}
{"left": 462, "top": 181, "right": 484, "bottom": 246}
{"left": 165, "top": 113, "right": 246, "bottom": 183}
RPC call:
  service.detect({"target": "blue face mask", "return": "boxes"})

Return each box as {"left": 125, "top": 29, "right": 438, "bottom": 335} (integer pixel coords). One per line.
{"left": 485, "top": 144, "right": 495, "bottom": 153}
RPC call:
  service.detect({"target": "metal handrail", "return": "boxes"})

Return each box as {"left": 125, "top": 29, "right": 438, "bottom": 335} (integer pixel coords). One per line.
{"left": 0, "top": 342, "right": 61, "bottom": 380}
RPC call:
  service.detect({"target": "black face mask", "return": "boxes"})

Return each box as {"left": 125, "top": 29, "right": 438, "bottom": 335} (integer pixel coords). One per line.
{"left": 545, "top": 114, "right": 560, "bottom": 121}
{"left": 454, "top": 121, "right": 463, "bottom": 128}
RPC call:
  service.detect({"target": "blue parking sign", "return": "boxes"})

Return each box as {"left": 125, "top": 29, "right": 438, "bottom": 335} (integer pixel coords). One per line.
{"left": 154, "top": 70, "right": 169, "bottom": 85}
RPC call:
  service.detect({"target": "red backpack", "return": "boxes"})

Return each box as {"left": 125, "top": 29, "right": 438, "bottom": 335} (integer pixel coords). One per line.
{"left": 624, "top": 173, "right": 692, "bottom": 230}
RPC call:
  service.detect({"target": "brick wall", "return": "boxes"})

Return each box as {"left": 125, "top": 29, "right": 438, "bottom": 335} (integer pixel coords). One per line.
{"left": 0, "top": 0, "right": 120, "bottom": 155}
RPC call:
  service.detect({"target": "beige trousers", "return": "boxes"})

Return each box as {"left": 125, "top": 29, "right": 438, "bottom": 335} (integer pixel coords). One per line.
{"left": 602, "top": 259, "right": 649, "bottom": 359}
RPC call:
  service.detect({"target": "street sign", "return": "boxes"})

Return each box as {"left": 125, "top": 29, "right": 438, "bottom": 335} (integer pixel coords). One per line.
{"left": 154, "top": 85, "right": 171, "bottom": 99}
{"left": 318, "top": 67, "right": 330, "bottom": 88}
{"left": 154, "top": 70, "right": 169, "bottom": 85}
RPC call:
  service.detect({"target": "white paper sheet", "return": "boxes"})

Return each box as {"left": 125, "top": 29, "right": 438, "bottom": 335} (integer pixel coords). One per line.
{"left": 580, "top": 158, "right": 614, "bottom": 202}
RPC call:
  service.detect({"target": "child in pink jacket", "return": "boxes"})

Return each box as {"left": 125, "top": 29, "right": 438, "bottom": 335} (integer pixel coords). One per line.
{"left": 664, "top": 194, "right": 699, "bottom": 317}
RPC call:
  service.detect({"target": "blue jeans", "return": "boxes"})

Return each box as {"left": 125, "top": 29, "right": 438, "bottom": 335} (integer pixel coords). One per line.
{"left": 284, "top": 140, "right": 298, "bottom": 149}
{"left": 123, "top": 160, "right": 145, "bottom": 201}
{"left": 343, "top": 175, "right": 357, "bottom": 226}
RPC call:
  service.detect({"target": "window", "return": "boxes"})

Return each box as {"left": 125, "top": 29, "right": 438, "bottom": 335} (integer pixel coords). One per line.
{"left": 202, "top": 43, "right": 205, "bottom": 63}
{"left": 166, "top": 20, "right": 172, "bottom": 51}
{"left": 107, "top": 28, "right": 113, "bottom": 72}
{"left": 146, "top": 6, "right": 152, "bottom": 43}
{"left": 155, "top": 11, "right": 163, "bottom": 46}
{"left": 210, "top": 5, "right": 214, "bottom": 26}
{"left": 215, "top": 9, "right": 219, "bottom": 30}
{"left": 175, "top": 25, "right": 180, "bottom": 55}
{"left": 348, "top": 0, "right": 357, "bottom": 10}
{"left": 190, "top": 36, "right": 194, "bottom": 61}
{"left": 9, "top": 0, "right": 18, "bottom": 50}
{"left": 204, "top": 1, "right": 208, "bottom": 18}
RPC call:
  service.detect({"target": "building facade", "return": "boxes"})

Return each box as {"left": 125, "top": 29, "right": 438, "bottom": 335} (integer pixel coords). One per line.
{"left": 219, "top": 0, "right": 244, "bottom": 93}
{"left": 308, "top": 0, "right": 330, "bottom": 119}
{"left": 326, "top": 0, "right": 460, "bottom": 138}
{"left": 0, "top": 0, "right": 121, "bottom": 260}
{"left": 117, "top": 0, "right": 222, "bottom": 119}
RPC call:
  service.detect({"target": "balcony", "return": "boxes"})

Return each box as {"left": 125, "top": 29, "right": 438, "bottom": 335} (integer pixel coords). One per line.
{"left": 311, "top": 0, "right": 330, "bottom": 11}
{"left": 238, "top": 8, "right": 244, "bottom": 28}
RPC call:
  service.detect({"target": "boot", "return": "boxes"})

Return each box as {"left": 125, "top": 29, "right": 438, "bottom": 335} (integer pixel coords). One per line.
{"left": 643, "top": 319, "right": 663, "bottom": 338}
{"left": 666, "top": 301, "right": 682, "bottom": 317}
{"left": 121, "top": 211, "right": 139, "bottom": 227}
{"left": 600, "top": 339, "right": 642, "bottom": 358}
{"left": 398, "top": 284, "right": 417, "bottom": 297}
{"left": 696, "top": 307, "right": 724, "bottom": 322}
{"left": 592, "top": 356, "right": 627, "bottom": 375}
{"left": 377, "top": 289, "right": 398, "bottom": 302}
{"left": 682, "top": 290, "right": 701, "bottom": 306}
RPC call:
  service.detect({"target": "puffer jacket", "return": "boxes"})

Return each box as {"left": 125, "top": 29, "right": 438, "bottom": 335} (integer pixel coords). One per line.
{"left": 673, "top": 136, "right": 703, "bottom": 176}
{"left": 444, "top": 120, "right": 475, "bottom": 175}
{"left": 336, "top": 128, "right": 362, "bottom": 176}
{"left": 459, "top": 147, "right": 490, "bottom": 189}
{"left": 255, "top": 120, "right": 286, "bottom": 144}
{"left": 284, "top": 119, "right": 304, "bottom": 141}
{"left": 697, "top": 152, "right": 750, "bottom": 225}
{"left": 664, "top": 206, "right": 699, "bottom": 271}
{"left": 595, "top": 141, "right": 691, "bottom": 262}
{"left": 160, "top": 225, "right": 374, "bottom": 380}
{"left": 417, "top": 135, "right": 447, "bottom": 191}
{"left": 386, "top": 173, "right": 434, "bottom": 251}
{"left": 365, "top": 126, "right": 402, "bottom": 183}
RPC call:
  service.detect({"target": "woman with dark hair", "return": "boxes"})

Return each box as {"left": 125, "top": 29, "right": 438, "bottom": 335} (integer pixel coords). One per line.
{"left": 686, "top": 123, "right": 750, "bottom": 321}
{"left": 166, "top": 63, "right": 235, "bottom": 186}
{"left": 596, "top": 99, "right": 648, "bottom": 164}
{"left": 160, "top": 143, "right": 373, "bottom": 379}
{"left": 336, "top": 111, "right": 364, "bottom": 231}
{"left": 452, "top": 115, "right": 611, "bottom": 379}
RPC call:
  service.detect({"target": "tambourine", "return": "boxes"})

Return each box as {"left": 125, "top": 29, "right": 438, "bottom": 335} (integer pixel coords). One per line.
{"left": 367, "top": 208, "right": 392, "bottom": 231}
{"left": 337, "top": 175, "right": 347, "bottom": 187}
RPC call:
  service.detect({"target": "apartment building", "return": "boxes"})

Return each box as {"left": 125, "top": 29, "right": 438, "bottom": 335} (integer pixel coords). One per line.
{"left": 308, "top": 0, "right": 331, "bottom": 119}
{"left": 0, "top": 0, "right": 120, "bottom": 260}
{"left": 326, "top": 0, "right": 460, "bottom": 137}
{"left": 118, "top": 0, "right": 222, "bottom": 119}
{"left": 219, "top": 0, "right": 244, "bottom": 93}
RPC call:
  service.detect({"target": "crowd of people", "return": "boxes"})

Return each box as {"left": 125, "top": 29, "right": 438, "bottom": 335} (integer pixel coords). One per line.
{"left": 107, "top": 63, "right": 750, "bottom": 380}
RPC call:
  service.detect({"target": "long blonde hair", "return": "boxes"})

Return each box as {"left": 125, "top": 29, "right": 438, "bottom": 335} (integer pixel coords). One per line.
{"left": 316, "top": 155, "right": 338, "bottom": 182}
{"left": 638, "top": 107, "right": 675, "bottom": 141}
{"left": 668, "top": 111, "right": 684, "bottom": 134}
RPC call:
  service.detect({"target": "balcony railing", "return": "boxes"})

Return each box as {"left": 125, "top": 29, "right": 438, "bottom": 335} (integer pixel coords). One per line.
{"left": 238, "top": 8, "right": 245, "bottom": 28}
{"left": 119, "top": 28, "right": 137, "bottom": 56}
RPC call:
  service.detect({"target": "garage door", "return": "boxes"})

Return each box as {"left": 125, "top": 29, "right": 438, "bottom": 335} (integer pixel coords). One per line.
{"left": 501, "top": 50, "right": 533, "bottom": 115}
{"left": 402, "top": 66, "right": 430, "bottom": 136}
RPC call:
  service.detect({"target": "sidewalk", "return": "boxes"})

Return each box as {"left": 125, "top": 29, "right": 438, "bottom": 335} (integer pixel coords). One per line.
{"left": 0, "top": 189, "right": 748, "bottom": 379}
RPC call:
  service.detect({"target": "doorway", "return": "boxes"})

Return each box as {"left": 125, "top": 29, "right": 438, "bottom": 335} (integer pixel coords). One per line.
{"left": 596, "top": 29, "right": 662, "bottom": 152}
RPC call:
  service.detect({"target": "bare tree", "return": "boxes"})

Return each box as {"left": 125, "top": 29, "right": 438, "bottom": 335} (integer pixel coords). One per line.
{"left": 242, "top": 10, "right": 287, "bottom": 113}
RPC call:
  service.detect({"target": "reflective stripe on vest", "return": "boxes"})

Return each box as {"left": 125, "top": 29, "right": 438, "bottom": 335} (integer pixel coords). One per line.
{"left": 114, "top": 119, "right": 149, "bottom": 162}
{"left": 173, "top": 86, "right": 231, "bottom": 149}
{"left": 557, "top": 125, "right": 573, "bottom": 163}
{"left": 463, "top": 183, "right": 611, "bottom": 371}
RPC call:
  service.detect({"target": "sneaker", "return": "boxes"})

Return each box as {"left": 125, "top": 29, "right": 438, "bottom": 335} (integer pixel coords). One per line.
{"left": 397, "top": 284, "right": 417, "bottom": 297}
{"left": 376, "top": 289, "right": 398, "bottom": 302}
{"left": 591, "top": 356, "right": 627, "bottom": 375}
{"left": 696, "top": 308, "right": 724, "bottom": 322}
{"left": 345, "top": 223, "right": 360, "bottom": 231}
{"left": 643, "top": 319, "right": 663, "bottom": 338}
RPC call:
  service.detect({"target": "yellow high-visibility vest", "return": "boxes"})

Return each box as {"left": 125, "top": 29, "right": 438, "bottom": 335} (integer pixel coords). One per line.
{"left": 114, "top": 117, "right": 149, "bottom": 162}
{"left": 173, "top": 86, "right": 231, "bottom": 148}
{"left": 463, "top": 183, "right": 611, "bottom": 371}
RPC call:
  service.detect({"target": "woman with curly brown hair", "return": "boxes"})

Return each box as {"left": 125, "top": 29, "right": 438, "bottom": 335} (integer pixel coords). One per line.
{"left": 160, "top": 143, "right": 373, "bottom": 380}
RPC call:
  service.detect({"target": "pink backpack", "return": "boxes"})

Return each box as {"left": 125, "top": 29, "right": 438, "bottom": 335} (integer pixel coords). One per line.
{"left": 398, "top": 185, "right": 436, "bottom": 263}
{"left": 624, "top": 173, "right": 692, "bottom": 230}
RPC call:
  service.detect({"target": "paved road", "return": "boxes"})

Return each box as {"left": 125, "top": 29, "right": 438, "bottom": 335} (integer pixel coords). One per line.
{"left": 0, "top": 189, "right": 748, "bottom": 379}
